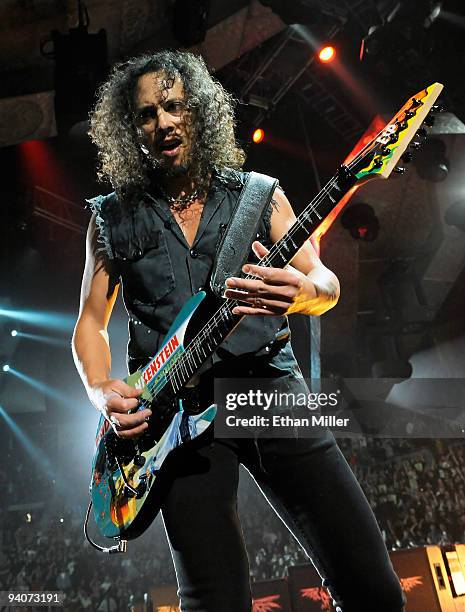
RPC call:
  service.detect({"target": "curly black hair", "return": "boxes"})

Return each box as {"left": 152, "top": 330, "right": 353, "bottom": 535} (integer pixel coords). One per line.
{"left": 89, "top": 50, "right": 245, "bottom": 198}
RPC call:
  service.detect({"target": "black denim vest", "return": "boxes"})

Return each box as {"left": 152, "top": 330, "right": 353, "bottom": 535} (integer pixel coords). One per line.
{"left": 88, "top": 168, "right": 298, "bottom": 375}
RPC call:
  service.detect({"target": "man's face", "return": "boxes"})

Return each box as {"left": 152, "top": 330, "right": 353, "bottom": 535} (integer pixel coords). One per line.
{"left": 133, "top": 71, "right": 192, "bottom": 176}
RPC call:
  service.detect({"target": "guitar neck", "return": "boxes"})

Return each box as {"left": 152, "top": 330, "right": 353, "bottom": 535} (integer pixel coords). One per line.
{"left": 263, "top": 166, "right": 356, "bottom": 269}
{"left": 166, "top": 166, "right": 356, "bottom": 392}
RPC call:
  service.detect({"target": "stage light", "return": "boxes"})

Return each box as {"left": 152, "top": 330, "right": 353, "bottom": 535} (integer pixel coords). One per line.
{"left": 371, "top": 360, "right": 413, "bottom": 379}
{"left": 252, "top": 128, "right": 265, "bottom": 144}
{"left": 44, "top": 2, "right": 108, "bottom": 134}
{"left": 0, "top": 407, "right": 68, "bottom": 500}
{"left": 8, "top": 331, "right": 68, "bottom": 348}
{"left": 7, "top": 368, "right": 68, "bottom": 404}
{"left": 445, "top": 200, "right": 465, "bottom": 232}
{"left": 318, "top": 46, "right": 335, "bottom": 63}
{"left": 0, "top": 307, "right": 74, "bottom": 332}
{"left": 360, "top": 2, "right": 443, "bottom": 63}
{"left": 414, "top": 137, "right": 449, "bottom": 182}
{"left": 26, "top": 513, "right": 32, "bottom": 523}
{"left": 2, "top": 364, "right": 10, "bottom": 373}
{"left": 341, "top": 203, "right": 380, "bottom": 241}
{"left": 11, "top": 329, "right": 18, "bottom": 337}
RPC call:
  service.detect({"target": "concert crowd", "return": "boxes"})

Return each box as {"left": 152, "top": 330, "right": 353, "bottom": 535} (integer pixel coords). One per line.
{"left": 1, "top": 437, "right": 465, "bottom": 610}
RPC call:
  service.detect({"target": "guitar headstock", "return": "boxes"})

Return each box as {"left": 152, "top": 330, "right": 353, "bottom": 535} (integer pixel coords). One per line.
{"left": 349, "top": 82, "right": 444, "bottom": 183}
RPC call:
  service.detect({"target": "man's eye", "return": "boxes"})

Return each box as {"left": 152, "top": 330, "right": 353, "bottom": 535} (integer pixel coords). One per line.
{"left": 136, "top": 108, "right": 156, "bottom": 121}
{"left": 166, "top": 101, "right": 185, "bottom": 114}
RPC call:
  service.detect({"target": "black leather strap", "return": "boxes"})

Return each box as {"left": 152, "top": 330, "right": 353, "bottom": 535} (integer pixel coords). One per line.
{"left": 210, "top": 171, "right": 278, "bottom": 297}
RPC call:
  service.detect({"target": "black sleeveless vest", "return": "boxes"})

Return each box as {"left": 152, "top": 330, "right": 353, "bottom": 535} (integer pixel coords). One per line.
{"left": 87, "top": 168, "right": 297, "bottom": 375}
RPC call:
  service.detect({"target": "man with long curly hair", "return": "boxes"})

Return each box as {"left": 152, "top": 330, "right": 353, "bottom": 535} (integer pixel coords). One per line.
{"left": 72, "top": 50, "right": 405, "bottom": 612}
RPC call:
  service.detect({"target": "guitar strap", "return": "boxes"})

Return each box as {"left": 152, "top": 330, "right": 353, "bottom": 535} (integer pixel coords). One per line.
{"left": 210, "top": 171, "right": 278, "bottom": 298}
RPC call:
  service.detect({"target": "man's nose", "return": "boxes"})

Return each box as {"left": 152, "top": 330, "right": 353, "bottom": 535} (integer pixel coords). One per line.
{"left": 157, "top": 109, "right": 173, "bottom": 131}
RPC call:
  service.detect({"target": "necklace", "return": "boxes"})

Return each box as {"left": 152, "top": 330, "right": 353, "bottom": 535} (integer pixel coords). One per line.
{"left": 158, "top": 185, "right": 202, "bottom": 212}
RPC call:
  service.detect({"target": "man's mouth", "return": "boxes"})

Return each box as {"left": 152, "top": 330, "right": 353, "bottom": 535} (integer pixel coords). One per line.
{"left": 159, "top": 138, "right": 182, "bottom": 157}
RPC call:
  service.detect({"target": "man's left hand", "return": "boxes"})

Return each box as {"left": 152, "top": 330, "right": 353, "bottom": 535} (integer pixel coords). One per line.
{"left": 224, "top": 241, "right": 317, "bottom": 316}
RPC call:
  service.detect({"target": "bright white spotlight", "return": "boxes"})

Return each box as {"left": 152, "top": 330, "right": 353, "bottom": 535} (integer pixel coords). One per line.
{"left": 2, "top": 364, "right": 10, "bottom": 373}
{"left": 11, "top": 330, "right": 18, "bottom": 337}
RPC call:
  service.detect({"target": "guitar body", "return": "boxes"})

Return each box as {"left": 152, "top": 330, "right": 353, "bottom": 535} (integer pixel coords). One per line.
{"left": 90, "top": 291, "right": 217, "bottom": 539}
{"left": 88, "top": 82, "right": 444, "bottom": 545}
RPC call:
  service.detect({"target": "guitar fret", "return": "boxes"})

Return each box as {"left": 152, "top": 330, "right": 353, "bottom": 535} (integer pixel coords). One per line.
{"left": 157, "top": 168, "right": 357, "bottom": 398}
{"left": 323, "top": 186, "right": 336, "bottom": 203}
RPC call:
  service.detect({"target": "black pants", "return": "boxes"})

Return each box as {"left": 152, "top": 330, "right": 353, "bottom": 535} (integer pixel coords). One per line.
{"left": 159, "top": 425, "right": 406, "bottom": 612}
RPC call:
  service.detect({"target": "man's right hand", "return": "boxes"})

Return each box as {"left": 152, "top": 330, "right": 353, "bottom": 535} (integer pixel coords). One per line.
{"left": 89, "top": 379, "right": 152, "bottom": 439}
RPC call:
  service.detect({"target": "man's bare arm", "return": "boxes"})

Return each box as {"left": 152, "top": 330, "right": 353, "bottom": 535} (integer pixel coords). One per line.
{"left": 72, "top": 215, "right": 151, "bottom": 438}
{"left": 224, "top": 188, "right": 340, "bottom": 316}
{"left": 72, "top": 215, "right": 118, "bottom": 391}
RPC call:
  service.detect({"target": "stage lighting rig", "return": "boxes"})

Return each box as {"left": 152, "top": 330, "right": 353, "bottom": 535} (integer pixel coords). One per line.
{"left": 360, "top": 1, "right": 442, "bottom": 62}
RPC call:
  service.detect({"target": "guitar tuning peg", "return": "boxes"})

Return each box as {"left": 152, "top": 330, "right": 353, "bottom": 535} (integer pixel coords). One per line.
{"left": 416, "top": 128, "right": 427, "bottom": 139}
{"left": 432, "top": 103, "right": 444, "bottom": 113}
{"left": 410, "top": 141, "right": 421, "bottom": 150}
{"left": 394, "top": 166, "right": 405, "bottom": 174}
{"left": 402, "top": 151, "right": 413, "bottom": 163}
{"left": 424, "top": 114, "right": 435, "bottom": 128}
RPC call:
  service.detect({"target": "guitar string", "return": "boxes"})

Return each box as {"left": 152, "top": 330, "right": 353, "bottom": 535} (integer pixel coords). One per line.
{"left": 139, "top": 138, "right": 384, "bottom": 403}
{"left": 155, "top": 176, "right": 346, "bottom": 396}
{"left": 161, "top": 142, "right": 377, "bottom": 390}
{"left": 139, "top": 111, "right": 415, "bottom": 404}
{"left": 143, "top": 101, "right": 421, "bottom": 401}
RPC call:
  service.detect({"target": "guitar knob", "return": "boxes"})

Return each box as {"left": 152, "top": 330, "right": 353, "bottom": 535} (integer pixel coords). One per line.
{"left": 133, "top": 454, "right": 146, "bottom": 467}
{"left": 394, "top": 166, "right": 405, "bottom": 174}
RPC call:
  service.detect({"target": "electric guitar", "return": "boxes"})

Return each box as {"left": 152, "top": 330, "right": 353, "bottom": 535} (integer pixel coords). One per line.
{"left": 88, "top": 83, "right": 443, "bottom": 547}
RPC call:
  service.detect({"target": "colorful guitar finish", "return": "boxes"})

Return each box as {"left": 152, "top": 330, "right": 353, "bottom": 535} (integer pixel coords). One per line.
{"left": 91, "top": 291, "right": 217, "bottom": 539}
{"left": 90, "top": 83, "right": 444, "bottom": 542}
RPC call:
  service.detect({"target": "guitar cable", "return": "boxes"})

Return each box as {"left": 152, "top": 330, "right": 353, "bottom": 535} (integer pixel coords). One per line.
{"left": 83, "top": 500, "right": 128, "bottom": 554}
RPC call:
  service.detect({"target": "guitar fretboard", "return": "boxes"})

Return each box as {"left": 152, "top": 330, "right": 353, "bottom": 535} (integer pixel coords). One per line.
{"left": 163, "top": 165, "right": 356, "bottom": 395}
